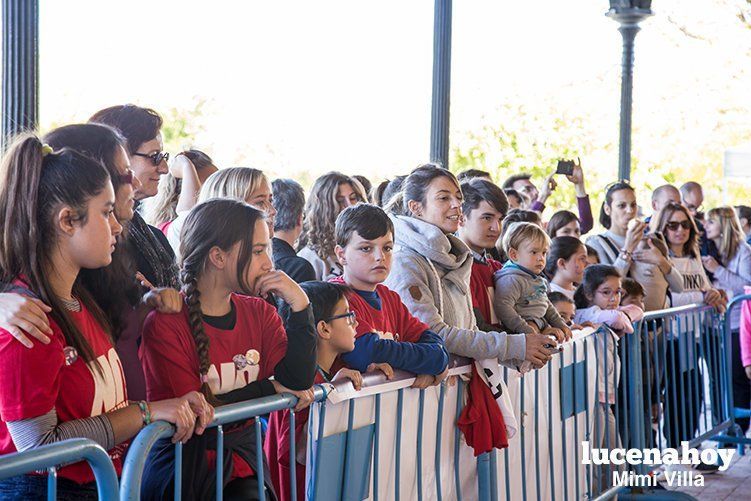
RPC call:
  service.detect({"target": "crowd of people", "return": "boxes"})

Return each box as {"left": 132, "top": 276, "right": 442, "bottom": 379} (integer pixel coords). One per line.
{"left": 0, "top": 103, "right": 749, "bottom": 499}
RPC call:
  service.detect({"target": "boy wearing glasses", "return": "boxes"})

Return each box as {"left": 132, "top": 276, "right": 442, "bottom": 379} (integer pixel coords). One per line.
{"left": 330, "top": 203, "right": 450, "bottom": 387}
{"left": 266, "top": 281, "right": 392, "bottom": 501}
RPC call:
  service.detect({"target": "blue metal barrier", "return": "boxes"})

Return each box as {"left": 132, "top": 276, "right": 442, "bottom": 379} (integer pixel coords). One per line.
{"left": 120, "top": 387, "right": 329, "bottom": 500}
{"left": 0, "top": 438, "right": 120, "bottom": 499}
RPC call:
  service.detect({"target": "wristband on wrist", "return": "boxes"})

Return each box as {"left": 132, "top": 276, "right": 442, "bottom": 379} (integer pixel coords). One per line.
{"left": 138, "top": 401, "right": 152, "bottom": 426}
{"left": 619, "top": 248, "right": 632, "bottom": 261}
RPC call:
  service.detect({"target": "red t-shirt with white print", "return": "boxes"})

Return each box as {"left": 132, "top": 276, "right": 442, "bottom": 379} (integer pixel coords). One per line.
{"left": 0, "top": 302, "right": 128, "bottom": 484}
{"left": 139, "top": 293, "right": 288, "bottom": 478}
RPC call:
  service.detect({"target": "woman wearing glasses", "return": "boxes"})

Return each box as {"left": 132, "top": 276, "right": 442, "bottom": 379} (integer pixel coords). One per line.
{"left": 652, "top": 202, "right": 727, "bottom": 451}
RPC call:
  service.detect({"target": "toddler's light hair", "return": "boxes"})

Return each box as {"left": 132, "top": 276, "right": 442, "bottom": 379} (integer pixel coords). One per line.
{"left": 502, "top": 221, "right": 550, "bottom": 254}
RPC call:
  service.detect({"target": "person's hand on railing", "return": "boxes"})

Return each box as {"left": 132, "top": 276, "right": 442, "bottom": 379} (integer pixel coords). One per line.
{"left": 149, "top": 395, "right": 202, "bottom": 444}
{"left": 432, "top": 365, "right": 450, "bottom": 386}
{"left": 411, "top": 374, "right": 436, "bottom": 389}
{"left": 272, "top": 380, "right": 315, "bottom": 411}
{"left": 524, "top": 332, "right": 559, "bottom": 368}
{"left": 703, "top": 288, "right": 727, "bottom": 313}
{"left": 526, "top": 321, "right": 541, "bottom": 334}
{"left": 0, "top": 292, "right": 52, "bottom": 348}
{"left": 253, "top": 270, "right": 310, "bottom": 312}
{"left": 182, "top": 391, "right": 214, "bottom": 436}
{"left": 367, "top": 362, "right": 394, "bottom": 380}
{"left": 331, "top": 368, "right": 364, "bottom": 391}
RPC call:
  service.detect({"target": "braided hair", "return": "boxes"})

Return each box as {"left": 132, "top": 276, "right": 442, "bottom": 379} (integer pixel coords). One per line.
{"left": 179, "top": 199, "right": 266, "bottom": 404}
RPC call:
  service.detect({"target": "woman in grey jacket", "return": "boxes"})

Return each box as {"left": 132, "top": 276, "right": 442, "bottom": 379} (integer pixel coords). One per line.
{"left": 383, "top": 165, "right": 557, "bottom": 368}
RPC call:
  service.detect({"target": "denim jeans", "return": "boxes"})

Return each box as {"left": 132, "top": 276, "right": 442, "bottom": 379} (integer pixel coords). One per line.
{"left": 0, "top": 474, "right": 98, "bottom": 500}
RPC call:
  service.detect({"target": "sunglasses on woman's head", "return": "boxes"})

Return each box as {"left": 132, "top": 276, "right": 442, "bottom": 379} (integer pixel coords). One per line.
{"left": 665, "top": 221, "right": 692, "bottom": 231}
{"left": 133, "top": 151, "right": 169, "bottom": 166}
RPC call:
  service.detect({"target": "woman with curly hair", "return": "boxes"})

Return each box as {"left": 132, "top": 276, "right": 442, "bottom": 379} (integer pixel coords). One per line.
{"left": 297, "top": 171, "right": 367, "bottom": 280}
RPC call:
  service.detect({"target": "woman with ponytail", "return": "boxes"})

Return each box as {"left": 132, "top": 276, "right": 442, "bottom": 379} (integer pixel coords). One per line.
{"left": 0, "top": 135, "right": 211, "bottom": 499}
{"left": 139, "top": 198, "right": 317, "bottom": 499}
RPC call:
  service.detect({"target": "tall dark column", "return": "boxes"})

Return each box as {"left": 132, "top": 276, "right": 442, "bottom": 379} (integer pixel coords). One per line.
{"left": 607, "top": 4, "right": 653, "bottom": 181}
{"left": 2, "top": 0, "right": 40, "bottom": 146}
{"left": 430, "top": 0, "right": 452, "bottom": 169}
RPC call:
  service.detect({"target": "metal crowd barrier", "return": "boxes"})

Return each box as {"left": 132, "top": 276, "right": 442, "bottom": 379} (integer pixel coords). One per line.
{"left": 0, "top": 438, "right": 120, "bottom": 499}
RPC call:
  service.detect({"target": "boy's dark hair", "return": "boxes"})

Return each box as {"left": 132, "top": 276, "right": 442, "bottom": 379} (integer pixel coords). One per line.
{"left": 272, "top": 178, "right": 306, "bottom": 232}
{"left": 456, "top": 168, "right": 491, "bottom": 182}
{"left": 89, "top": 104, "right": 163, "bottom": 154}
{"left": 548, "top": 291, "right": 574, "bottom": 305}
{"left": 621, "top": 278, "right": 645, "bottom": 299}
{"left": 502, "top": 173, "right": 532, "bottom": 190}
{"left": 460, "top": 178, "right": 509, "bottom": 219}
{"left": 335, "top": 203, "right": 394, "bottom": 247}
{"left": 574, "top": 264, "right": 621, "bottom": 309}
{"left": 287, "top": 281, "right": 351, "bottom": 324}
{"left": 585, "top": 244, "right": 600, "bottom": 262}
{"left": 381, "top": 175, "right": 407, "bottom": 211}
{"left": 735, "top": 205, "right": 751, "bottom": 224}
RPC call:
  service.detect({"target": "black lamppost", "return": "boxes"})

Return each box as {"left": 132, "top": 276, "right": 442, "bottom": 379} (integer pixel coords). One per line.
{"left": 430, "top": 0, "right": 452, "bottom": 169}
{"left": 1, "top": 0, "right": 40, "bottom": 146}
{"left": 607, "top": 0, "right": 653, "bottom": 181}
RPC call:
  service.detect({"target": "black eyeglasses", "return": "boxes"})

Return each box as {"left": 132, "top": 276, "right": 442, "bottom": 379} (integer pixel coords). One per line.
{"left": 118, "top": 169, "right": 134, "bottom": 185}
{"left": 133, "top": 151, "right": 169, "bottom": 166}
{"left": 325, "top": 311, "right": 357, "bottom": 326}
{"left": 665, "top": 220, "right": 692, "bottom": 231}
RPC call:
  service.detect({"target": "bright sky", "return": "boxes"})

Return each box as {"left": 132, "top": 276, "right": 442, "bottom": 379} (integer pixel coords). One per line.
{"left": 38, "top": 0, "right": 751, "bottom": 189}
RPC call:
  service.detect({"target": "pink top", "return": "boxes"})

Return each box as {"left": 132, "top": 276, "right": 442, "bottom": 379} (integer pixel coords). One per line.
{"left": 740, "top": 286, "right": 751, "bottom": 367}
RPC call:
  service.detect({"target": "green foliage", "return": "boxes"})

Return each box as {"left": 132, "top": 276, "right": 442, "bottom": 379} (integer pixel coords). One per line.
{"left": 160, "top": 98, "right": 207, "bottom": 153}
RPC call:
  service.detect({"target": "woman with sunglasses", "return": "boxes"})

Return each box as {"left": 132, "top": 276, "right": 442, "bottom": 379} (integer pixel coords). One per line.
{"left": 89, "top": 104, "right": 179, "bottom": 290}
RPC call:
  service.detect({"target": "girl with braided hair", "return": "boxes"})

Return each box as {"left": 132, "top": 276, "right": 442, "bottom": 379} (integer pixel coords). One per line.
{"left": 140, "top": 198, "right": 317, "bottom": 499}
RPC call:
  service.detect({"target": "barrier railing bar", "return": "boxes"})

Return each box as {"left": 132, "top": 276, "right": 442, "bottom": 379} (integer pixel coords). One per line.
{"left": 534, "top": 369, "right": 541, "bottom": 501}
{"left": 395, "top": 388, "right": 403, "bottom": 501}
{"left": 0, "top": 438, "right": 119, "bottom": 500}
{"left": 174, "top": 441, "right": 182, "bottom": 501}
{"left": 373, "top": 393, "right": 381, "bottom": 501}
{"left": 454, "top": 381, "right": 464, "bottom": 501}
{"left": 343, "top": 399, "right": 357, "bottom": 500}
{"left": 489, "top": 449, "right": 498, "bottom": 501}
{"left": 520, "top": 373, "right": 527, "bottom": 501}
{"left": 547, "top": 357, "right": 555, "bottom": 501}
{"left": 289, "top": 410, "right": 296, "bottom": 501}
{"left": 416, "top": 389, "right": 425, "bottom": 501}
{"left": 47, "top": 465, "right": 56, "bottom": 500}
{"left": 503, "top": 367, "right": 511, "bottom": 501}
{"left": 216, "top": 424, "right": 224, "bottom": 501}
{"left": 434, "top": 383, "right": 445, "bottom": 501}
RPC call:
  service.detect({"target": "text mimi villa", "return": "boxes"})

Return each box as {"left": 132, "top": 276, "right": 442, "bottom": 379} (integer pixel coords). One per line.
{"left": 581, "top": 441, "right": 735, "bottom": 488}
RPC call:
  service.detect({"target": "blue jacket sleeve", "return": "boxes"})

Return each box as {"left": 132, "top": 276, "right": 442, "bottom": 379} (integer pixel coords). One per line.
{"left": 341, "top": 331, "right": 449, "bottom": 375}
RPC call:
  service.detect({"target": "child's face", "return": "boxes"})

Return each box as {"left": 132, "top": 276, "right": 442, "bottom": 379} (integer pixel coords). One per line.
{"left": 560, "top": 246, "right": 588, "bottom": 283}
{"left": 336, "top": 231, "right": 394, "bottom": 290}
{"left": 590, "top": 276, "right": 622, "bottom": 310}
{"left": 509, "top": 240, "right": 548, "bottom": 275}
{"left": 458, "top": 201, "right": 504, "bottom": 252}
{"left": 555, "top": 220, "right": 581, "bottom": 239}
{"left": 553, "top": 300, "right": 575, "bottom": 326}
{"left": 621, "top": 293, "right": 645, "bottom": 311}
{"left": 321, "top": 297, "right": 357, "bottom": 353}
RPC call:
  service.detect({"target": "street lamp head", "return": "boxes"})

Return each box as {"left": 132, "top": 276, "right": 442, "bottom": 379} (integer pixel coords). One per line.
{"left": 608, "top": 1, "right": 652, "bottom": 13}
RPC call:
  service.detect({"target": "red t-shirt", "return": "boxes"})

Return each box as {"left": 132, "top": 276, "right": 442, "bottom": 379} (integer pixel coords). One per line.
{"left": 329, "top": 278, "right": 429, "bottom": 342}
{"left": 0, "top": 303, "right": 128, "bottom": 484}
{"left": 139, "top": 293, "right": 288, "bottom": 478}
{"left": 469, "top": 257, "right": 503, "bottom": 329}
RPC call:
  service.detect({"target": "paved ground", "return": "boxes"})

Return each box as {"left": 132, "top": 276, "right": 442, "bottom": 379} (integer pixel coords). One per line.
{"left": 666, "top": 447, "right": 751, "bottom": 499}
